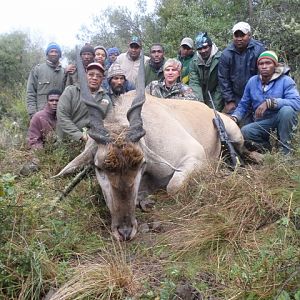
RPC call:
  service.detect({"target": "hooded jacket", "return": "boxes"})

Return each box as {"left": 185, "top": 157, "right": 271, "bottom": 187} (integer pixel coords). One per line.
{"left": 232, "top": 64, "right": 300, "bottom": 122}
{"left": 189, "top": 43, "right": 223, "bottom": 111}
{"left": 218, "top": 38, "right": 265, "bottom": 105}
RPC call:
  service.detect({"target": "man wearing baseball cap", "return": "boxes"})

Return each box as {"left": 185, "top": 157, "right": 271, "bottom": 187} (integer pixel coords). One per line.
{"left": 57, "top": 62, "right": 111, "bottom": 142}
{"left": 115, "top": 36, "right": 149, "bottom": 88}
{"left": 26, "top": 42, "right": 65, "bottom": 118}
{"left": 218, "top": 21, "right": 265, "bottom": 123}
{"left": 231, "top": 50, "right": 300, "bottom": 154}
{"left": 177, "top": 37, "right": 194, "bottom": 84}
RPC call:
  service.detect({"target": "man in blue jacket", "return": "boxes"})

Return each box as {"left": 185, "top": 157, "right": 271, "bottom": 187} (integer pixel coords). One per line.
{"left": 231, "top": 51, "right": 300, "bottom": 155}
{"left": 218, "top": 22, "right": 265, "bottom": 118}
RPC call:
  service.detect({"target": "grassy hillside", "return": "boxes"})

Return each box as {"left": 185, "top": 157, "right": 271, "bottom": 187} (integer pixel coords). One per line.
{"left": 0, "top": 91, "right": 300, "bottom": 300}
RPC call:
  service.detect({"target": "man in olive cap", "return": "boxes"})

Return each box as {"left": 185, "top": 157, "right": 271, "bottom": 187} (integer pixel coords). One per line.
{"left": 177, "top": 37, "right": 194, "bottom": 85}
{"left": 189, "top": 32, "right": 223, "bottom": 111}
{"left": 26, "top": 42, "right": 65, "bottom": 118}
{"left": 218, "top": 21, "right": 265, "bottom": 120}
{"left": 231, "top": 50, "right": 300, "bottom": 154}
{"left": 115, "top": 36, "right": 149, "bottom": 88}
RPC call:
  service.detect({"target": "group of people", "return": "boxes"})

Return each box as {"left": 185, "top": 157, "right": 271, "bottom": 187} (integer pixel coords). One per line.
{"left": 26, "top": 21, "right": 300, "bottom": 155}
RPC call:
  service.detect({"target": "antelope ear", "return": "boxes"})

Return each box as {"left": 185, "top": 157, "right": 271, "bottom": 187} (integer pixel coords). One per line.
{"left": 53, "top": 138, "right": 98, "bottom": 177}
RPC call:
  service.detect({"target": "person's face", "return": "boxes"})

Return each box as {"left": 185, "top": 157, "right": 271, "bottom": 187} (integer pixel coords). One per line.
{"left": 81, "top": 52, "right": 95, "bottom": 67}
{"left": 86, "top": 68, "right": 103, "bottom": 92}
{"left": 164, "top": 66, "right": 180, "bottom": 86}
{"left": 110, "top": 75, "right": 125, "bottom": 95}
{"left": 180, "top": 45, "right": 193, "bottom": 58}
{"left": 95, "top": 49, "right": 106, "bottom": 66}
{"left": 47, "top": 49, "right": 60, "bottom": 64}
{"left": 258, "top": 58, "right": 276, "bottom": 78}
{"left": 150, "top": 45, "right": 164, "bottom": 64}
{"left": 128, "top": 44, "right": 141, "bottom": 61}
{"left": 47, "top": 94, "right": 60, "bottom": 112}
{"left": 109, "top": 53, "right": 118, "bottom": 63}
{"left": 233, "top": 31, "right": 251, "bottom": 52}
{"left": 197, "top": 45, "right": 212, "bottom": 60}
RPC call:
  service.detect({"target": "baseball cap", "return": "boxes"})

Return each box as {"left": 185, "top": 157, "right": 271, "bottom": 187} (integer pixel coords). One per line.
{"left": 180, "top": 37, "right": 194, "bottom": 49}
{"left": 86, "top": 62, "right": 105, "bottom": 73}
{"left": 232, "top": 22, "right": 251, "bottom": 34}
{"left": 129, "top": 36, "right": 142, "bottom": 47}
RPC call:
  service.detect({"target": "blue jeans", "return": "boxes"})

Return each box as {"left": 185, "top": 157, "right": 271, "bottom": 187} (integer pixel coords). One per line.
{"left": 241, "top": 106, "right": 298, "bottom": 154}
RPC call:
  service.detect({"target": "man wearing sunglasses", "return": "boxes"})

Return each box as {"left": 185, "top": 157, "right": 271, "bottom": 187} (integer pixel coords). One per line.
{"left": 27, "top": 89, "right": 61, "bottom": 149}
{"left": 189, "top": 32, "right": 223, "bottom": 111}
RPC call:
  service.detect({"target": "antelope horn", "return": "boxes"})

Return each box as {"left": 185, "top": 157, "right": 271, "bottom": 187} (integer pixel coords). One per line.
{"left": 76, "top": 46, "right": 111, "bottom": 144}
{"left": 126, "top": 50, "right": 146, "bottom": 142}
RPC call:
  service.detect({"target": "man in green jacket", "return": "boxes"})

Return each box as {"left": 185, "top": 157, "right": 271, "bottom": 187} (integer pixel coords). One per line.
{"left": 144, "top": 43, "right": 166, "bottom": 86}
{"left": 177, "top": 37, "right": 194, "bottom": 85}
{"left": 26, "top": 42, "right": 65, "bottom": 118}
{"left": 57, "top": 62, "right": 111, "bottom": 142}
{"left": 189, "top": 32, "right": 223, "bottom": 111}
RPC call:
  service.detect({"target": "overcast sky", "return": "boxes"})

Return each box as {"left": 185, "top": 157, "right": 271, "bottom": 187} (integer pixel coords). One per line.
{"left": 0, "top": 0, "right": 155, "bottom": 49}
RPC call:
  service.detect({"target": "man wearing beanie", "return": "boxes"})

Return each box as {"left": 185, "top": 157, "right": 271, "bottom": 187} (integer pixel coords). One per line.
{"left": 106, "top": 63, "right": 134, "bottom": 103}
{"left": 231, "top": 50, "right": 300, "bottom": 155}
{"left": 189, "top": 32, "right": 223, "bottom": 111}
{"left": 107, "top": 47, "right": 120, "bottom": 67}
{"left": 26, "top": 42, "right": 65, "bottom": 118}
{"left": 64, "top": 43, "right": 95, "bottom": 87}
{"left": 218, "top": 21, "right": 265, "bottom": 121}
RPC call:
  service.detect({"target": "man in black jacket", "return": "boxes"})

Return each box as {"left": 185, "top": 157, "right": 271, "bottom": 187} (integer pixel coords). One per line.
{"left": 218, "top": 21, "right": 265, "bottom": 120}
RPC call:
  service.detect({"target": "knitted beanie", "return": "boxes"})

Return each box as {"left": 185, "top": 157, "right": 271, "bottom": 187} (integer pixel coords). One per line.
{"left": 107, "top": 63, "right": 126, "bottom": 81}
{"left": 94, "top": 45, "right": 108, "bottom": 58}
{"left": 80, "top": 43, "right": 95, "bottom": 56}
{"left": 257, "top": 50, "right": 278, "bottom": 65}
{"left": 107, "top": 47, "right": 120, "bottom": 56}
{"left": 45, "top": 42, "right": 62, "bottom": 57}
{"left": 195, "top": 32, "right": 212, "bottom": 49}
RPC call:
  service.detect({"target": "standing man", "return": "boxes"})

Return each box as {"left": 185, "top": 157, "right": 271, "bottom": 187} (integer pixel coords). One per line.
{"left": 26, "top": 42, "right": 65, "bottom": 118}
{"left": 144, "top": 43, "right": 167, "bottom": 86}
{"left": 57, "top": 62, "right": 111, "bottom": 142}
{"left": 106, "top": 63, "right": 134, "bottom": 103}
{"left": 177, "top": 37, "right": 194, "bottom": 85}
{"left": 189, "top": 32, "right": 223, "bottom": 111}
{"left": 115, "top": 36, "right": 149, "bottom": 88}
{"left": 146, "top": 58, "right": 196, "bottom": 100}
{"left": 27, "top": 89, "right": 61, "bottom": 149}
{"left": 231, "top": 51, "right": 300, "bottom": 154}
{"left": 218, "top": 22, "right": 265, "bottom": 118}
{"left": 64, "top": 43, "right": 95, "bottom": 87}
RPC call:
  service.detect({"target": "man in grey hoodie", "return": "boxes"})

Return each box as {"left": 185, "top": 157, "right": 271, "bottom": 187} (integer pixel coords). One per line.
{"left": 189, "top": 32, "right": 223, "bottom": 111}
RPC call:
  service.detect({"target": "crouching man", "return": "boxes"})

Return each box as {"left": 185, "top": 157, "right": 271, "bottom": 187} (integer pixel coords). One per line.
{"left": 27, "top": 89, "right": 62, "bottom": 149}
{"left": 231, "top": 51, "right": 300, "bottom": 154}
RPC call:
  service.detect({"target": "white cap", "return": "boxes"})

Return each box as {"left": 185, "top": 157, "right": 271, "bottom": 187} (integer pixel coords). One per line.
{"left": 180, "top": 37, "right": 194, "bottom": 49}
{"left": 232, "top": 22, "right": 251, "bottom": 34}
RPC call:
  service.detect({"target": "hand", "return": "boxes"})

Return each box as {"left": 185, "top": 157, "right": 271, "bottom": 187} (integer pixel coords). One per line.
{"left": 223, "top": 101, "right": 236, "bottom": 114}
{"left": 65, "top": 64, "right": 76, "bottom": 74}
{"left": 255, "top": 101, "right": 268, "bottom": 119}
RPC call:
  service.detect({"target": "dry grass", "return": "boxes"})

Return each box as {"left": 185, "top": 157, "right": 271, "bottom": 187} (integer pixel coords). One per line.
{"left": 49, "top": 242, "right": 142, "bottom": 300}
{"left": 155, "top": 159, "right": 296, "bottom": 256}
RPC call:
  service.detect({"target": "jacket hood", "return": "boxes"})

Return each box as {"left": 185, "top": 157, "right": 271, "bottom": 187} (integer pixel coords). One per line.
{"left": 196, "top": 43, "right": 220, "bottom": 66}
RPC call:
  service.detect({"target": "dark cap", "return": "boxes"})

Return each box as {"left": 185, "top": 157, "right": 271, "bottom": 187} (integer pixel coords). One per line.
{"left": 195, "top": 32, "right": 212, "bottom": 49}
{"left": 80, "top": 43, "right": 95, "bottom": 56}
{"left": 86, "top": 62, "right": 105, "bottom": 73}
{"left": 129, "top": 36, "right": 142, "bottom": 47}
